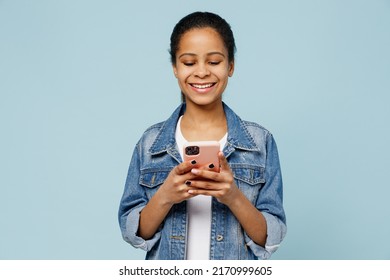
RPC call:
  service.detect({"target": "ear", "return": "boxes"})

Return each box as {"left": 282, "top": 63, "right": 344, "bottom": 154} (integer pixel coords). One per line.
{"left": 228, "top": 61, "right": 235, "bottom": 77}
{"left": 172, "top": 64, "right": 178, "bottom": 78}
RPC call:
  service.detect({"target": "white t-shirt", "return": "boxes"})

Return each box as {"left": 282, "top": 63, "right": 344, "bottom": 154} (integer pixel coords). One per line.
{"left": 175, "top": 116, "right": 227, "bottom": 260}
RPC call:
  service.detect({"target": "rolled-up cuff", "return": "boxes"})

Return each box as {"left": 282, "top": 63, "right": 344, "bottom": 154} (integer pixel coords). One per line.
{"left": 123, "top": 204, "right": 162, "bottom": 252}
{"left": 244, "top": 211, "right": 287, "bottom": 259}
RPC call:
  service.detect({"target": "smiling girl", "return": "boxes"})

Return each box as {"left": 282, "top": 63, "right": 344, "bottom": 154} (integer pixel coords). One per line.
{"left": 118, "top": 11, "right": 286, "bottom": 260}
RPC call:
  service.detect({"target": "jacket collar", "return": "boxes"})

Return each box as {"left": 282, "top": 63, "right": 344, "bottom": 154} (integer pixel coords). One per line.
{"left": 149, "top": 102, "right": 260, "bottom": 156}
{"left": 223, "top": 103, "right": 260, "bottom": 152}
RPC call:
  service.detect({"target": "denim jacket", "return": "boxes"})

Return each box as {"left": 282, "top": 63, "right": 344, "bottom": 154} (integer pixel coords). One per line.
{"left": 118, "top": 103, "right": 286, "bottom": 260}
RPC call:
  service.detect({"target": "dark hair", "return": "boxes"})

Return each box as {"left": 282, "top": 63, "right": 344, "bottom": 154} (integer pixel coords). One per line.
{"left": 169, "top": 11, "right": 236, "bottom": 65}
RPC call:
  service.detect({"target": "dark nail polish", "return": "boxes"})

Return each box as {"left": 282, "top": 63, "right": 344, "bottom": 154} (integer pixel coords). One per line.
{"left": 191, "top": 160, "right": 197, "bottom": 165}
{"left": 209, "top": 163, "right": 215, "bottom": 169}
{"left": 185, "top": 180, "right": 191, "bottom": 186}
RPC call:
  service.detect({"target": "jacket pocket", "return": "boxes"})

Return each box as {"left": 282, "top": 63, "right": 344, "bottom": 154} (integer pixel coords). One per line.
{"left": 139, "top": 167, "right": 172, "bottom": 199}
{"left": 231, "top": 164, "right": 265, "bottom": 204}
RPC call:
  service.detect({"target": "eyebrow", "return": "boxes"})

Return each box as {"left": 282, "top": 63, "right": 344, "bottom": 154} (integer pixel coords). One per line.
{"left": 178, "top": 51, "right": 226, "bottom": 59}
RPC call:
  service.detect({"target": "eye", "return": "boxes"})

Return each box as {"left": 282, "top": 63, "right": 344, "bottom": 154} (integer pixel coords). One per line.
{"left": 183, "top": 62, "right": 195, "bottom": 66}
{"left": 209, "top": 61, "right": 221, "bottom": 65}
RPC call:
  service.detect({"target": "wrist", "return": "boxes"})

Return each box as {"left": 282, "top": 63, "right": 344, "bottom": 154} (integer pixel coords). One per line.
{"left": 223, "top": 187, "right": 242, "bottom": 208}
{"left": 154, "top": 187, "right": 175, "bottom": 208}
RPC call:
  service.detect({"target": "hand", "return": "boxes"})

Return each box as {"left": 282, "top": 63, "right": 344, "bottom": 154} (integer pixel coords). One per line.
{"left": 138, "top": 160, "right": 199, "bottom": 240}
{"left": 156, "top": 160, "right": 198, "bottom": 206}
{"left": 186, "top": 152, "right": 240, "bottom": 206}
{"left": 183, "top": 153, "right": 268, "bottom": 247}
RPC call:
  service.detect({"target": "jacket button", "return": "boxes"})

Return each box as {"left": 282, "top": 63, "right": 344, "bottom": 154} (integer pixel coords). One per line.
{"left": 216, "top": 235, "right": 224, "bottom": 241}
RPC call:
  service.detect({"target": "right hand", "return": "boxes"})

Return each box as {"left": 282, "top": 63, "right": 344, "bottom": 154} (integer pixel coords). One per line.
{"left": 156, "top": 161, "right": 198, "bottom": 206}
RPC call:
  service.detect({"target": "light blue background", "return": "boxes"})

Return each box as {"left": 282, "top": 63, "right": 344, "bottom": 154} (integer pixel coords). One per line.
{"left": 1, "top": 0, "right": 389, "bottom": 259}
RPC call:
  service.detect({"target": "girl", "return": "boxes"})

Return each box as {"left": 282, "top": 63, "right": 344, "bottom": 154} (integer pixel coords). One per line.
{"left": 118, "top": 11, "right": 286, "bottom": 260}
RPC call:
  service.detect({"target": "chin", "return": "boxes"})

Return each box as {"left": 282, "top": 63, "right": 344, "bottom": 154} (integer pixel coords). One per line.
{"left": 185, "top": 96, "right": 222, "bottom": 107}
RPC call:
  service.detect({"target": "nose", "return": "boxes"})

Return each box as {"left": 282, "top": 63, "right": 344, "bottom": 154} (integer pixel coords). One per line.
{"left": 194, "top": 62, "right": 210, "bottom": 78}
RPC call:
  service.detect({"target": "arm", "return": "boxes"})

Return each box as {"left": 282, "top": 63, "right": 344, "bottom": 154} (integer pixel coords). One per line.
{"left": 181, "top": 133, "right": 286, "bottom": 257}
{"left": 188, "top": 152, "right": 267, "bottom": 246}
{"left": 221, "top": 182, "right": 268, "bottom": 247}
{"left": 119, "top": 145, "right": 199, "bottom": 247}
{"left": 138, "top": 161, "right": 197, "bottom": 239}
{"left": 138, "top": 162, "right": 198, "bottom": 239}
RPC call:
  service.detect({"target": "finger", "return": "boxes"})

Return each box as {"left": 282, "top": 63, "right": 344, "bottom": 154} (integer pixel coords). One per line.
{"left": 175, "top": 160, "right": 197, "bottom": 175}
{"left": 188, "top": 188, "right": 218, "bottom": 196}
{"left": 191, "top": 168, "right": 220, "bottom": 181}
{"left": 196, "top": 164, "right": 210, "bottom": 170}
{"left": 182, "top": 169, "right": 201, "bottom": 182}
{"left": 181, "top": 183, "right": 199, "bottom": 198}
{"left": 185, "top": 179, "right": 218, "bottom": 190}
{"left": 218, "top": 152, "right": 231, "bottom": 172}
{"left": 176, "top": 182, "right": 197, "bottom": 197}
{"left": 189, "top": 163, "right": 217, "bottom": 173}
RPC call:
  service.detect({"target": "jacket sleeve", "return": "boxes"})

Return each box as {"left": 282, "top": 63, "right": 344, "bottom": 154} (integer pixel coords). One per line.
{"left": 245, "top": 132, "right": 287, "bottom": 259}
{"left": 118, "top": 144, "right": 162, "bottom": 251}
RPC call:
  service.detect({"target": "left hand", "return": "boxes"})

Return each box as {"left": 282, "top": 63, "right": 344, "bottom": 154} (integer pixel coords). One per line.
{"left": 187, "top": 152, "right": 240, "bottom": 206}
{"left": 188, "top": 152, "right": 268, "bottom": 247}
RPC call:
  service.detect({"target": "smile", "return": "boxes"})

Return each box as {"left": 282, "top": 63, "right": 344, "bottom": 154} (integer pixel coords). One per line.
{"left": 190, "top": 83, "right": 216, "bottom": 89}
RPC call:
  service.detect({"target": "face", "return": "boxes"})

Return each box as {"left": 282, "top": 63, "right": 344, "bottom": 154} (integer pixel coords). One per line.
{"left": 173, "top": 27, "right": 234, "bottom": 107}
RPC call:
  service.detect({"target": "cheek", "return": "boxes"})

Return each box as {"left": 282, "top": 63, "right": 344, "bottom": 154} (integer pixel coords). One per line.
{"left": 176, "top": 74, "right": 187, "bottom": 84}
{"left": 216, "top": 70, "right": 230, "bottom": 83}
{"left": 176, "top": 70, "right": 192, "bottom": 82}
{"left": 214, "top": 64, "right": 231, "bottom": 78}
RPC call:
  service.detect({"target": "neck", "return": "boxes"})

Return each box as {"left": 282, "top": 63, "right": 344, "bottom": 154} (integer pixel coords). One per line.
{"left": 181, "top": 101, "right": 227, "bottom": 141}
{"left": 184, "top": 99, "right": 225, "bottom": 122}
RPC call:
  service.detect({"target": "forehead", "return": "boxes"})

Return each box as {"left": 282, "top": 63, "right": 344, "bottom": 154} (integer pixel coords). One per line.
{"left": 177, "top": 27, "right": 227, "bottom": 54}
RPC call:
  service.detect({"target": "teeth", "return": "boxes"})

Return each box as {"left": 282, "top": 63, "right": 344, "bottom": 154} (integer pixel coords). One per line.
{"left": 191, "top": 83, "right": 214, "bottom": 89}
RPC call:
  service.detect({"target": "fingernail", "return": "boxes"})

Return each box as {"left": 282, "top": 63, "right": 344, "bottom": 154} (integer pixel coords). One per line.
{"left": 185, "top": 180, "right": 191, "bottom": 186}
{"left": 191, "top": 160, "right": 197, "bottom": 165}
{"left": 209, "top": 163, "right": 215, "bottom": 169}
{"left": 191, "top": 169, "right": 200, "bottom": 175}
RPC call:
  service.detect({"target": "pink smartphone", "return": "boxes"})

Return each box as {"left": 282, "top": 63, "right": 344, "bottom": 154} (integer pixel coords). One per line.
{"left": 183, "top": 141, "right": 220, "bottom": 172}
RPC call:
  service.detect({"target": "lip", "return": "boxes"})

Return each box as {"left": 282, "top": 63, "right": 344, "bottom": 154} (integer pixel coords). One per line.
{"left": 189, "top": 82, "right": 217, "bottom": 93}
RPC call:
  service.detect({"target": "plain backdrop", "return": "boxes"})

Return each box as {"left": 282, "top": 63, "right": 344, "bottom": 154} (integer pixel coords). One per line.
{"left": 1, "top": 0, "right": 389, "bottom": 259}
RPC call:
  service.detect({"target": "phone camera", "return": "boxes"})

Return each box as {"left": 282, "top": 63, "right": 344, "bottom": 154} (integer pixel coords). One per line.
{"left": 185, "top": 146, "right": 199, "bottom": 155}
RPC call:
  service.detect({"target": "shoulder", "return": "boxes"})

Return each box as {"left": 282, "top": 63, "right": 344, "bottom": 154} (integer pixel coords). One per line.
{"left": 143, "top": 121, "right": 166, "bottom": 135}
{"left": 136, "top": 121, "right": 166, "bottom": 148}
{"left": 135, "top": 103, "right": 184, "bottom": 145}
{"left": 224, "top": 102, "right": 272, "bottom": 137}
{"left": 241, "top": 119, "right": 272, "bottom": 137}
{"left": 224, "top": 103, "right": 276, "bottom": 151}
{"left": 241, "top": 119, "right": 275, "bottom": 151}
{"left": 232, "top": 108, "right": 273, "bottom": 139}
